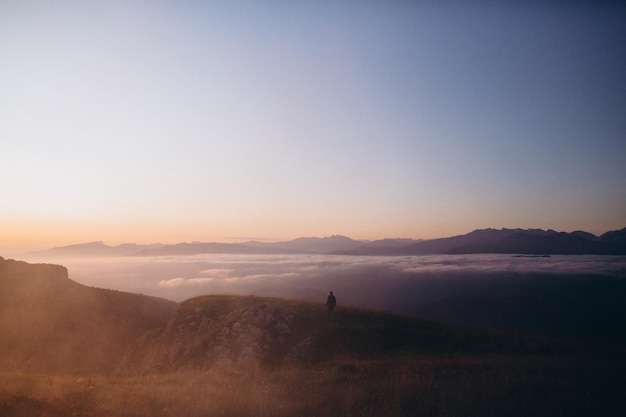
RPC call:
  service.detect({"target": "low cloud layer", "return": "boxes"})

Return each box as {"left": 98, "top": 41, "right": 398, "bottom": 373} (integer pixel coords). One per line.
{"left": 21, "top": 253, "right": 624, "bottom": 307}
{"left": 16, "top": 253, "right": 626, "bottom": 342}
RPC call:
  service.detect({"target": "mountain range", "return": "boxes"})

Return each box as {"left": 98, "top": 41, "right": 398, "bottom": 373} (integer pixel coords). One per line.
{"left": 339, "top": 227, "right": 626, "bottom": 256}
{"left": 31, "top": 227, "right": 626, "bottom": 257}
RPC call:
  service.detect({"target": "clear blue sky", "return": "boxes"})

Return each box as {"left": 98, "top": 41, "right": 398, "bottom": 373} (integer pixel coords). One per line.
{"left": 1, "top": 1, "right": 625, "bottom": 249}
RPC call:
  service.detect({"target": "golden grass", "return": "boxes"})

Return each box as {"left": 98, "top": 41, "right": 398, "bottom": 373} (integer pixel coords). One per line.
{"left": 2, "top": 353, "right": 624, "bottom": 417}
{"left": 2, "top": 294, "right": 625, "bottom": 416}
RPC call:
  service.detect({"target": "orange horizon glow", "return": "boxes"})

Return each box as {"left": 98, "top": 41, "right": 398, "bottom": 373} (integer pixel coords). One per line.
{"left": 2, "top": 215, "right": 623, "bottom": 255}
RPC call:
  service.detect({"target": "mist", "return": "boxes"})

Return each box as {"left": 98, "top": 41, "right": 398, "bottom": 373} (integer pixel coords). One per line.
{"left": 18, "top": 253, "right": 626, "bottom": 342}
{"left": 23, "top": 253, "right": 625, "bottom": 301}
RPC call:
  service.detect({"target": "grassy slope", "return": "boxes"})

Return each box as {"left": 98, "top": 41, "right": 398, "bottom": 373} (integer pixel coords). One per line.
{"left": 0, "top": 257, "right": 178, "bottom": 374}
{"left": 122, "top": 294, "right": 575, "bottom": 374}
{"left": 2, "top": 353, "right": 624, "bottom": 416}
{"left": 2, "top": 284, "right": 625, "bottom": 416}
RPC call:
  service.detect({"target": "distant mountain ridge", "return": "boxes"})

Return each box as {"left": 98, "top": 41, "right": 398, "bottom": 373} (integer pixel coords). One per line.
{"left": 34, "top": 235, "right": 368, "bottom": 257}
{"left": 30, "top": 241, "right": 165, "bottom": 257}
{"left": 32, "top": 227, "right": 626, "bottom": 257}
{"left": 339, "top": 227, "right": 626, "bottom": 255}
{"left": 241, "top": 235, "right": 365, "bottom": 253}
{"left": 134, "top": 242, "right": 292, "bottom": 256}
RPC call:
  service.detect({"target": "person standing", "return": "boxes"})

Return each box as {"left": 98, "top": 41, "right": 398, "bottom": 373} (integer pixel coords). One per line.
{"left": 326, "top": 291, "right": 336, "bottom": 319}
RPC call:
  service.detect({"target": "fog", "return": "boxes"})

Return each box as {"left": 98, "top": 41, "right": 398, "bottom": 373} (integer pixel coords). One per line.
{"left": 12, "top": 253, "right": 626, "bottom": 342}
{"left": 22, "top": 253, "right": 624, "bottom": 298}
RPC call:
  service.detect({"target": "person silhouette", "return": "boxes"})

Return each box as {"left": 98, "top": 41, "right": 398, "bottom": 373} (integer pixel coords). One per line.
{"left": 326, "top": 291, "right": 336, "bottom": 319}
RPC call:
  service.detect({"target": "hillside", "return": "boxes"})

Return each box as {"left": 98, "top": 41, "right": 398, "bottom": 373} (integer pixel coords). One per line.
{"left": 0, "top": 257, "right": 576, "bottom": 377}
{"left": 121, "top": 294, "right": 571, "bottom": 374}
{"left": 2, "top": 261, "right": 625, "bottom": 416}
{"left": 0, "top": 257, "right": 177, "bottom": 374}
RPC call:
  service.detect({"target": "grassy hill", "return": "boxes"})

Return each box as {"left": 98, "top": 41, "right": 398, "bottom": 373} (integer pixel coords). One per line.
{"left": 2, "top": 293, "right": 625, "bottom": 416}
{"left": 2, "top": 257, "right": 625, "bottom": 416}
{"left": 121, "top": 294, "right": 575, "bottom": 374}
{"left": 0, "top": 257, "right": 177, "bottom": 374}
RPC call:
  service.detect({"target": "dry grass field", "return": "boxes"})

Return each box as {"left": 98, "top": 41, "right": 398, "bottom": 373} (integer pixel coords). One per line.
{"left": 2, "top": 260, "right": 625, "bottom": 416}
{"left": 2, "top": 350, "right": 624, "bottom": 416}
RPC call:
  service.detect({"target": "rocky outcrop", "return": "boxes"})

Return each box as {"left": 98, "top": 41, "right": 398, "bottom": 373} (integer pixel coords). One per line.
{"left": 210, "top": 303, "right": 296, "bottom": 366}
{"left": 121, "top": 294, "right": 562, "bottom": 375}
{"left": 124, "top": 300, "right": 312, "bottom": 373}
{"left": 124, "top": 294, "right": 486, "bottom": 375}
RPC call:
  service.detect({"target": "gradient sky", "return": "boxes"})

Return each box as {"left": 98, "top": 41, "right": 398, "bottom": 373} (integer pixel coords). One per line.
{"left": 1, "top": 1, "right": 625, "bottom": 251}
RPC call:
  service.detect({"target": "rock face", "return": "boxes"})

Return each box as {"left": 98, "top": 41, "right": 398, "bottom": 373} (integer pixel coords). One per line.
{"left": 210, "top": 303, "right": 296, "bottom": 367}
{"left": 124, "top": 299, "right": 309, "bottom": 373}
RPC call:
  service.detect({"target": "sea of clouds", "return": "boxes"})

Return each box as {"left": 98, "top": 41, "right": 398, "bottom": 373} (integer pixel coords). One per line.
{"left": 20, "top": 253, "right": 624, "bottom": 315}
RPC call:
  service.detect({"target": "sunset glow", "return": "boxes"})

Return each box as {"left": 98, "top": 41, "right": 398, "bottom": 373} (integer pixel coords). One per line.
{"left": 2, "top": 2, "right": 625, "bottom": 253}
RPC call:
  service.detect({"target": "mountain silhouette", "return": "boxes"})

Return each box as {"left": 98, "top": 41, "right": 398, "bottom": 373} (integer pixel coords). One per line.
{"left": 362, "top": 238, "right": 422, "bottom": 248}
{"left": 242, "top": 235, "right": 363, "bottom": 253}
{"left": 29, "top": 241, "right": 165, "bottom": 258}
{"left": 133, "top": 235, "right": 364, "bottom": 255}
{"left": 600, "top": 227, "right": 626, "bottom": 246}
{"left": 31, "top": 227, "right": 626, "bottom": 257}
{"left": 133, "top": 242, "right": 291, "bottom": 256}
{"left": 339, "top": 227, "right": 626, "bottom": 255}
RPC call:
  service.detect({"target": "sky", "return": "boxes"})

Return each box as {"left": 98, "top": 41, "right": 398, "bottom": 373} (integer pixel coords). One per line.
{"left": 1, "top": 1, "right": 625, "bottom": 252}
